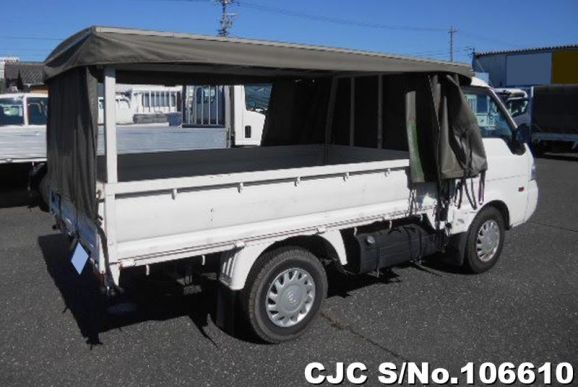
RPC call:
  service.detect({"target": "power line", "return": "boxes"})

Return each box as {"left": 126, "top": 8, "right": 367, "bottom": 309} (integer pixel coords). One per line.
{"left": 240, "top": 1, "right": 447, "bottom": 32}
{"left": 460, "top": 31, "right": 521, "bottom": 49}
{"left": 149, "top": 0, "right": 446, "bottom": 32}
{"left": 0, "top": 48, "right": 51, "bottom": 52}
{"left": 0, "top": 35, "right": 62, "bottom": 41}
{"left": 122, "top": 0, "right": 524, "bottom": 53}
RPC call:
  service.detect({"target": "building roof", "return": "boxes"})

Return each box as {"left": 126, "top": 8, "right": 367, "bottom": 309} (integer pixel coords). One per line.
{"left": 474, "top": 45, "right": 578, "bottom": 57}
{"left": 44, "top": 26, "right": 474, "bottom": 81}
{"left": 4, "top": 62, "right": 44, "bottom": 86}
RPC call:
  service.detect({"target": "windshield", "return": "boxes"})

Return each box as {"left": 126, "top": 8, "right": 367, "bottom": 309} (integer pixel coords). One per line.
{"left": 464, "top": 90, "right": 513, "bottom": 143}
{"left": 505, "top": 98, "right": 529, "bottom": 118}
{"left": 0, "top": 97, "right": 48, "bottom": 126}
{"left": 245, "top": 84, "right": 271, "bottom": 113}
{"left": 0, "top": 98, "right": 24, "bottom": 126}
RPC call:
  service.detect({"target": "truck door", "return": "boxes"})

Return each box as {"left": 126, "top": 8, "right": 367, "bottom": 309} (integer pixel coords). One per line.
{"left": 462, "top": 86, "right": 532, "bottom": 226}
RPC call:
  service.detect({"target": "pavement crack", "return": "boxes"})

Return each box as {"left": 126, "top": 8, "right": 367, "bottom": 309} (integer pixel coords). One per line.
{"left": 529, "top": 221, "right": 578, "bottom": 233}
{"left": 320, "top": 311, "right": 409, "bottom": 362}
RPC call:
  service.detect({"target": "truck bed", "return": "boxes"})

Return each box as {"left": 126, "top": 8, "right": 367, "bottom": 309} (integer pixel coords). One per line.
{"left": 91, "top": 145, "right": 432, "bottom": 266}
{"left": 97, "top": 144, "right": 409, "bottom": 182}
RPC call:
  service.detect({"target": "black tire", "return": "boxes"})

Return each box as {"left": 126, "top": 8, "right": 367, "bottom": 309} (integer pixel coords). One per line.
{"left": 241, "top": 246, "right": 327, "bottom": 343}
{"left": 463, "top": 206, "right": 506, "bottom": 274}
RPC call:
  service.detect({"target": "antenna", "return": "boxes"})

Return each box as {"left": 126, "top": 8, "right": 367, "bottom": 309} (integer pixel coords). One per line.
{"left": 216, "top": 0, "right": 238, "bottom": 37}
{"left": 449, "top": 26, "right": 458, "bottom": 62}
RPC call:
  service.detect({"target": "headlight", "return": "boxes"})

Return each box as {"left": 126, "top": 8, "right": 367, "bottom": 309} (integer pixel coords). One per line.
{"left": 530, "top": 161, "right": 537, "bottom": 181}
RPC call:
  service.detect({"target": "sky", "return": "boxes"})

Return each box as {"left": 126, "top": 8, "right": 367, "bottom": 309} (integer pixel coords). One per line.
{"left": 1, "top": 0, "right": 577, "bottom": 64}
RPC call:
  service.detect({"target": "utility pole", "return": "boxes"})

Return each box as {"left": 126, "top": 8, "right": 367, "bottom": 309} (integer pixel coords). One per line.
{"left": 216, "top": 0, "right": 237, "bottom": 37}
{"left": 448, "top": 26, "right": 457, "bottom": 62}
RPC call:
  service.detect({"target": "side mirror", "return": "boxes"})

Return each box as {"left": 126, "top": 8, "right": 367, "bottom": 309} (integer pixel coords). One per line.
{"left": 511, "top": 124, "right": 530, "bottom": 155}
{"left": 515, "top": 124, "right": 531, "bottom": 144}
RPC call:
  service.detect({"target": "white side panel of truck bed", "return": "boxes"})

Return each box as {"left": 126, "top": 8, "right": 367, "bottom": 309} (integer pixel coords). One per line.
{"left": 0, "top": 126, "right": 46, "bottom": 163}
{"left": 96, "top": 146, "right": 432, "bottom": 265}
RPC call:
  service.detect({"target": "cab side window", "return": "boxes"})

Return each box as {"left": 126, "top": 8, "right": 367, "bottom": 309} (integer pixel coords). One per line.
{"left": 464, "top": 91, "right": 512, "bottom": 143}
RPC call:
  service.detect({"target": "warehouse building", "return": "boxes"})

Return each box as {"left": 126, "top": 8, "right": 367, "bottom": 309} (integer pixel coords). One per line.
{"left": 473, "top": 45, "right": 578, "bottom": 87}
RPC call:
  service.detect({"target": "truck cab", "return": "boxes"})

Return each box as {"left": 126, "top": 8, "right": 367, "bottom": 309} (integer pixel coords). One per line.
{"left": 183, "top": 85, "right": 266, "bottom": 146}
{"left": 463, "top": 78, "right": 538, "bottom": 230}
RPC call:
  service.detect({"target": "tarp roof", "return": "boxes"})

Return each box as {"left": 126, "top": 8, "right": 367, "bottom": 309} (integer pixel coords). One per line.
{"left": 44, "top": 26, "right": 474, "bottom": 81}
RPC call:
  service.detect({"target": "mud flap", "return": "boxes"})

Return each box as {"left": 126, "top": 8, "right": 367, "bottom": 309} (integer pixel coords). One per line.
{"left": 216, "top": 283, "right": 239, "bottom": 336}
{"left": 441, "top": 232, "right": 468, "bottom": 266}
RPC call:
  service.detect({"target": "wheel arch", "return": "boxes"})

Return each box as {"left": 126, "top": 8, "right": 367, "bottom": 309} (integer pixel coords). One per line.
{"left": 263, "top": 231, "right": 347, "bottom": 266}
{"left": 221, "top": 230, "right": 347, "bottom": 291}
{"left": 484, "top": 200, "right": 511, "bottom": 229}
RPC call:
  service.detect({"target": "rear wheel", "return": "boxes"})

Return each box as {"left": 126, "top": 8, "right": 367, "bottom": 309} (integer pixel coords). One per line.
{"left": 464, "top": 207, "right": 505, "bottom": 273}
{"left": 242, "top": 246, "right": 327, "bottom": 343}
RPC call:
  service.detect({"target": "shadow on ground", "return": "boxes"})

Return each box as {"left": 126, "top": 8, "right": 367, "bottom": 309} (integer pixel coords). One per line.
{"left": 37, "top": 233, "right": 411, "bottom": 347}
{"left": 38, "top": 234, "right": 220, "bottom": 347}
{"left": 0, "top": 164, "right": 37, "bottom": 208}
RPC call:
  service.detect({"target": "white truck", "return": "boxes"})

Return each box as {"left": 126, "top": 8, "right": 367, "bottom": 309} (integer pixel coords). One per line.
{"left": 44, "top": 27, "right": 538, "bottom": 343}
{"left": 0, "top": 93, "right": 48, "bottom": 165}
{"left": 496, "top": 85, "right": 578, "bottom": 154}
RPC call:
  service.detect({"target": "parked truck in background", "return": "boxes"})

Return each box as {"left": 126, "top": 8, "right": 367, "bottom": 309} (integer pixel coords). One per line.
{"left": 0, "top": 85, "right": 266, "bottom": 197}
{"left": 496, "top": 84, "right": 578, "bottom": 154}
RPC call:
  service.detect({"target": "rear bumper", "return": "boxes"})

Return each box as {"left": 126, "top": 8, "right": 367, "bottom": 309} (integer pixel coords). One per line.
{"left": 524, "top": 180, "right": 539, "bottom": 222}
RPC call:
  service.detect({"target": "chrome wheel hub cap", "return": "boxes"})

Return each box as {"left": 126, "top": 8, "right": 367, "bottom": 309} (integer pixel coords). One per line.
{"left": 476, "top": 219, "right": 500, "bottom": 262}
{"left": 266, "top": 268, "right": 316, "bottom": 328}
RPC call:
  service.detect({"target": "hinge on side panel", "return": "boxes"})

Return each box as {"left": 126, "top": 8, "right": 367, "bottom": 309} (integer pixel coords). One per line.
{"left": 120, "top": 259, "right": 136, "bottom": 268}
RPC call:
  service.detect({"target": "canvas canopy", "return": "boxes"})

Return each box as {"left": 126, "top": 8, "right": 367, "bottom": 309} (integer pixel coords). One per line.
{"left": 44, "top": 26, "right": 473, "bottom": 81}
{"left": 44, "top": 26, "right": 486, "bottom": 223}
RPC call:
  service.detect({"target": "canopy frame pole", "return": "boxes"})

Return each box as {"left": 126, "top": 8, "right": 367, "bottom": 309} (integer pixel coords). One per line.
{"left": 324, "top": 77, "right": 338, "bottom": 163}
{"left": 215, "top": 85, "right": 220, "bottom": 126}
{"left": 104, "top": 67, "right": 117, "bottom": 184}
{"left": 208, "top": 86, "right": 212, "bottom": 125}
{"left": 224, "top": 85, "right": 232, "bottom": 147}
{"left": 200, "top": 86, "right": 205, "bottom": 124}
{"left": 103, "top": 66, "right": 118, "bottom": 269}
{"left": 377, "top": 74, "right": 383, "bottom": 149}
{"left": 349, "top": 77, "right": 355, "bottom": 146}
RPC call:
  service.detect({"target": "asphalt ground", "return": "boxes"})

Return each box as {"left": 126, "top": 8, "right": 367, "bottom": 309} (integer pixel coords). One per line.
{"left": 0, "top": 155, "right": 576, "bottom": 386}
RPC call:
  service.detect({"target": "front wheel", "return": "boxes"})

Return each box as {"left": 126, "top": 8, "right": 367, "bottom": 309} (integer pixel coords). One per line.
{"left": 242, "top": 246, "right": 327, "bottom": 343}
{"left": 464, "top": 207, "right": 506, "bottom": 273}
